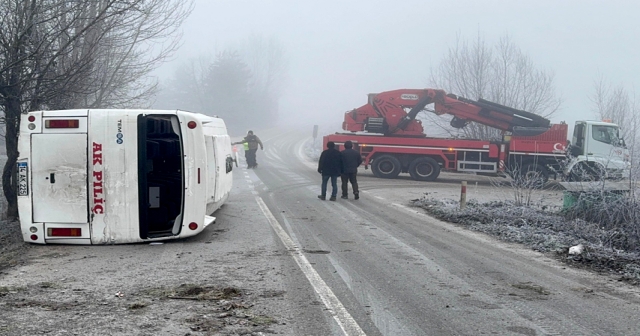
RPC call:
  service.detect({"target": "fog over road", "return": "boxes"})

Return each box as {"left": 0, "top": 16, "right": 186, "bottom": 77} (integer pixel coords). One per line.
{"left": 1, "top": 128, "right": 639, "bottom": 336}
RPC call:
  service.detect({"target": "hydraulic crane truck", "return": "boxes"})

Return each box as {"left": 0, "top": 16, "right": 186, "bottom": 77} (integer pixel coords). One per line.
{"left": 323, "top": 89, "right": 629, "bottom": 183}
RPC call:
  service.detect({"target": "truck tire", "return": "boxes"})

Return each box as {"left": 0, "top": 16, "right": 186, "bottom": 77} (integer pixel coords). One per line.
{"left": 520, "top": 163, "right": 548, "bottom": 188}
{"left": 409, "top": 157, "right": 440, "bottom": 181}
{"left": 569, "top": 163, "right": 604, "bottom": 182}
{"left": 371, "top": 154, "right": 401, "bottom": 179}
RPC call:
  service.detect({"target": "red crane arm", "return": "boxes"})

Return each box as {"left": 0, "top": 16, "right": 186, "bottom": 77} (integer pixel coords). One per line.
{"left": 342, "top": 89, "right": 550, "bottom": 137}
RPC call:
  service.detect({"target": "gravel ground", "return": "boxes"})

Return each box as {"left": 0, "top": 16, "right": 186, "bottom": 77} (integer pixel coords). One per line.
{"left": 0, "top": 225, "right": 292, "bottom": 336}
{"left": 0, "top": 157, "right": 295, "bottom": 336}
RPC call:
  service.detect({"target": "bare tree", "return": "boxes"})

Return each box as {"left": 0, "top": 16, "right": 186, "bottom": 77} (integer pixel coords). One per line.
{"left": 242, "top": 35, "right": 289, "bottom": 126}
{"left": 428, "top": 34, "right": 562, "bottom": 140}
{"left": 590, "top": 76, "right": 635, "bottom": 139}
{"left": 76, "top": 0, "right": 192, "bottom": 109}
{"left": 0, "top": 0, "right": 192, "bottom": 218}
{"left": 156, "top": 35, "right": 289, "bottom": 133}
{"left": 590, "top": 76, "right": 640, "bottom": 182}
{"left": 206, "top": 50, "right": 253, "bottom": 135}
{"left": 154, "top": 55, "right": 212, "bottom": 113}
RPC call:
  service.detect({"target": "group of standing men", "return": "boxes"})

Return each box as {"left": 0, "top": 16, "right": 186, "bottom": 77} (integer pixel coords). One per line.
{"left": 317, "top": 140, "right": 362, "bottom": 201}
{"left": 233, "top": 132, "right": 362, "bottom": 200}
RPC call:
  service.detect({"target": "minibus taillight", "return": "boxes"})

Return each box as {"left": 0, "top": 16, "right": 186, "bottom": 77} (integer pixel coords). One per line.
{"left": 47, "top": 228, "right": 82, "bottom": 237}
{"left": 188, "top": 222, "right": 198, "bottom": 230}
{"left": 45, "top": 119, "right": 79, "bottom": 128}
{"left": 187, "top": 121, "right": 197, "bottom": 129}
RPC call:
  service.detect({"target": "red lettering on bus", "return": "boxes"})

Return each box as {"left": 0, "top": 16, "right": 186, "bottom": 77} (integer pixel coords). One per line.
{"left": 93, "top": 182, "right": 103, "bottom": 197}
{"left": 92, "top": 204, "right": 104, "bottom": 214}
{"left": 92, "top": 142, "right": 105, "bottom": 215}
{"left": 92, "top": 142, "right": 103, "bottom": 165}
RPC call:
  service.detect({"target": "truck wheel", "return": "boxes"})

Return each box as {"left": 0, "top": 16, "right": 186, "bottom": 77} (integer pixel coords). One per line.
{"left": 569, "top": 163, "right": 603, "bottom": 182}
{"left": 371, "top": 154, "right": 401, "bottom": 178}
{"left": 520, "top": 163, "right": 548, "bottom": 188}
{"left": 409, "top": 157, "right": 440, "bottom": 181}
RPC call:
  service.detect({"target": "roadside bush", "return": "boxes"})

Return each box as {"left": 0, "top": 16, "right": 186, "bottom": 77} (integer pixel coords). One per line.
{"left": 562, "top": 191, "right": 640, "bottom": 253}
{"left": 494, "top": 162, "right": 554, "bottom": 207}
{"left": 412, "top": 197, "right": 640, "bottom": 283}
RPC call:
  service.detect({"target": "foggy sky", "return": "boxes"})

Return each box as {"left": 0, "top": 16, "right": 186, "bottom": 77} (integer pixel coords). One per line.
{"left": 157, "top": 0, "right": 640, "bottom": 131}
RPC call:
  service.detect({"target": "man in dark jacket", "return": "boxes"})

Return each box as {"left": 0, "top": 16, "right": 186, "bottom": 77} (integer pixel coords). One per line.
{"left": 233, "top": 130, "right": 263, "bottom": 168}
{"left": 340, "top": 140, "right": 363, "bottom": 199}
{"left": 317, "top": 141, "right": 342, "bottom": 201}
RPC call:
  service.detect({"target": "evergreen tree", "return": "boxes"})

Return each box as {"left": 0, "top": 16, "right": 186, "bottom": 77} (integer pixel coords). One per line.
{"left": 205, "top": 50, "right": 252, "bottom": 135}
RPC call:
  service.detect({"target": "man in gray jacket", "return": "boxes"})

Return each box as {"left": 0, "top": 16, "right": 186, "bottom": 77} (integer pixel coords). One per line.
{"left": 340, "top": 140, "right": 363, "bottom": 200}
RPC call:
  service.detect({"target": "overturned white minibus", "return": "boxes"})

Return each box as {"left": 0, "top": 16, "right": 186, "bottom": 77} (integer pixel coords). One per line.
{"left": 17, "top": 109, "right": 233, "bottom": 244}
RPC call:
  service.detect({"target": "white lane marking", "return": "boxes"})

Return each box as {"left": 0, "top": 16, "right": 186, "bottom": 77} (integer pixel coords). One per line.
{"left": 255, "top": 196, "right": 366, "bottom": 336}
{"left": 374, "top": 196, "right": 385, "bottom": 200}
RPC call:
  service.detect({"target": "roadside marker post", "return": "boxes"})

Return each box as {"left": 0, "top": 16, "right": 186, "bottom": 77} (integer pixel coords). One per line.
{"left": 312, "top": 124, "right": 318, "bottom": 148}
{"left": 460, "top": 181, "right": 467, "bottom": 210}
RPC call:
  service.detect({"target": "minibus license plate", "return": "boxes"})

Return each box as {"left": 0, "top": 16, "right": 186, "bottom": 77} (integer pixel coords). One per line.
{"left": 17, "top": 162, "right": 28, "bottom": 196}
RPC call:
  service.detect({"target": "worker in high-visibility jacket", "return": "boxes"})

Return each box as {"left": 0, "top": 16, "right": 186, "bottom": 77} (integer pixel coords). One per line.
{"left": 233, "top": 130, "right": 264, "bottom": 168}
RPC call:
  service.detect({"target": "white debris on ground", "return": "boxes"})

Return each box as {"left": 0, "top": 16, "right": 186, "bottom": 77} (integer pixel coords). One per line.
{"left": 411, "top": 197, "right": 640, "bottom": 284}
{"left": 569, "top": 244, "right": 584, "bottom": 255}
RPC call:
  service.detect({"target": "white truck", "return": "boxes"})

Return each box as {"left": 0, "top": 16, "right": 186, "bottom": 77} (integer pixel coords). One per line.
{"left": 564, "top": 120, "right": 630, "bottom": 181}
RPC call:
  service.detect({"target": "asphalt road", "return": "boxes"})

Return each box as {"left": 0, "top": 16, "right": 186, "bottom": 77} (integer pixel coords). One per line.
{"left": 247, "top": 128, "right": 640, "bottom": 336}
{"left": 1, "top": 129, "right": 639, "bottom": 335}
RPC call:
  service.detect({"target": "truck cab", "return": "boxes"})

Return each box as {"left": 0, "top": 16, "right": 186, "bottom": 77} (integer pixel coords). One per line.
{"left": 565, "top": 121, "right": 630, "bottom": 180}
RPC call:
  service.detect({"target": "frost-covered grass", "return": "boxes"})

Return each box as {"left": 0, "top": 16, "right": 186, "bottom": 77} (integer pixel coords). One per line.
{"left": 411, "top": 197, "right": 640, "bottom": 284}
{"left": 563, "top": 191, "right": 640, "bottom": 250}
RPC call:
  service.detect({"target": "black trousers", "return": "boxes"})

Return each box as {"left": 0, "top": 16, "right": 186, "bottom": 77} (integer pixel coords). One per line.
{"left": 341, "top": 173, "right": 359, "bottom": 196}
{"left": 247, "top": 148, "right": 258, "bottom": 167}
